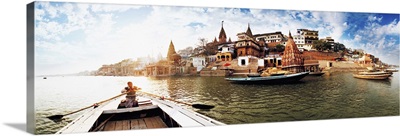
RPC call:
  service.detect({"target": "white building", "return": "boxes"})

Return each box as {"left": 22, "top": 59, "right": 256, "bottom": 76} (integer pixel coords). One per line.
{"left": 254, "top": 31, "right": 286, "bottom": 43}
{"left": 191, "top": 56, "right": 206, "bottom": 72}
{"left": 293, "top": 35, "right": 312, "bottom": 51}
{"left": 219, "top": 43, "right": 235, "bottom": 53}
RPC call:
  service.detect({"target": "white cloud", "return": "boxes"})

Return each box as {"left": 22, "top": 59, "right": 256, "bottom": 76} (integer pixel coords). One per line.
{"left": 91, "top": 3, "right": 142, "bottom": 12}
{"left": 35, "top": 21, "right": 63, "bottom": 41}
{"left": 368, "top": 15, "right": 383, "bottom": 22}
{"left": 345, "top": 18, "right": 399, "bottom": 65}
{"left": 354, "top": 35, "right": 362, "bottom": 41}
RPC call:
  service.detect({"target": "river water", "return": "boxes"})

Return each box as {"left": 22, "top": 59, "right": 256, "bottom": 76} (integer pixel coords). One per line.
{"left": 34, "top": 72, "right": 400, "bottom": 134}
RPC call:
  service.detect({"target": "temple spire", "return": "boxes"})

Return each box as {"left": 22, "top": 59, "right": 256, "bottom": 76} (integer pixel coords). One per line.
{"left": 218, "top": 20, "right": 227, "bottom": 43}
{"left": 245, "top": 23, "right": 253, "bottom": 38}
{"left": 167, "top": 40, "right": 177, "bottom": 61}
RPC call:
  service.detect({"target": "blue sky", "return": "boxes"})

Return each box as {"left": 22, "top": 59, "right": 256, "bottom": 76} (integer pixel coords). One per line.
{"left": 34, "top": 1, "right": 399, "bottom": 75}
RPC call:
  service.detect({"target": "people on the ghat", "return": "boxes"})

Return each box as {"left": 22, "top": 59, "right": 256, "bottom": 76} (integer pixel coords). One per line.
{"left": 120, "top": 81, "right": 141, "bottom": 108}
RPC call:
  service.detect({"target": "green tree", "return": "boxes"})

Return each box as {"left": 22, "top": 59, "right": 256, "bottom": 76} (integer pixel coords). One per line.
{"left": 275, "top": 44, "right": 285, "bottom": 52}
{"left": 333, "top": 43, "right": 346, "bottom": 52}
{"left": 312, "top": 40, "right": 326, "bottom": 51}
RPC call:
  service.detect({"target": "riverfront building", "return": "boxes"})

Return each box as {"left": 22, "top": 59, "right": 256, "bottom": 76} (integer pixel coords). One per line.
{"left": 297, "top": 29, "right": 318, "bottom": 50}
{"left": 292, "top": 34, "right": 308, "bottom": 51}
{"left": 235, "top": 24, "right": 268, "bottom": 66}
{"left": 254, "top": 31, "right": 286, "bottom": 44}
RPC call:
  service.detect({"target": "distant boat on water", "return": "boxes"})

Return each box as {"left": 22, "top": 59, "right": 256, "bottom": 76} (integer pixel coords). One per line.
{"left": 385, "top": 68, "right": 398, "bottom": 73}
{"left": 353, "top": 71, "right": 392, "bottom": 80}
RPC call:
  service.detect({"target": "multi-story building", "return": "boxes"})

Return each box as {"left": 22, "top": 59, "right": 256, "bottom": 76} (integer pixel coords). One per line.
{"left": 321, "top": 37, "right": 335, "bottom": 50}
{"left": 254, "top": 31, "right": 286, "bottom": 43}
{"left": 235, "top": 24, "right": 263, "bottom": 57}
{"left": 297, "top": 29, "right": 319, "bottom": 50}
{"left": 235, "top": 24, "right": 266, "bottom": 66}
{"left": 292, "top": 34, "right": 309, "bottom": 51}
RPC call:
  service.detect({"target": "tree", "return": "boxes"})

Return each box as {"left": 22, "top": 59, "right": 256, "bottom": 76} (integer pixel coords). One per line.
{"left": 195, "top": 38, "right": 217, "bottom": 56}
{"left": 275, "top": 44, "right": 285, "bottom": 52}
{"left": 313, "top": 40, "right": 329, "bottom": 51}
{"left": 333, "top": 43, "right": 346, "bottom": 52}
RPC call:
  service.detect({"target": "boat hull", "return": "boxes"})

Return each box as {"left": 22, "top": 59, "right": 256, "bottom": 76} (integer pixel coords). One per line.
{"left": 353, "top": 71, "right": 392, "bottom": 80}
{"left": 225, "top": 72, "right": 309, "bottom": 84}
{"left": 56, "top": 95, "right": 224, "bottom": 134}
{"left": 353, "top": 74, "right": 391, "bottom": 80}
{"left": 247, "top": 73, "right": 261, "bottom": 77}
{"left": 308, "top": 72, "right": 325, "bottom": 76}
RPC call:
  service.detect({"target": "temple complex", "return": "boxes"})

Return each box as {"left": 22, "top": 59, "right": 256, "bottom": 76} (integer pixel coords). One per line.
{"left": 215, "top": 21, "right": 234, "bottom": 62}
{"left": 167, "top": 41, "right": 182, "bottom": 65}
{"left": 145, "top": 41, "right": 188, "bottom": 77}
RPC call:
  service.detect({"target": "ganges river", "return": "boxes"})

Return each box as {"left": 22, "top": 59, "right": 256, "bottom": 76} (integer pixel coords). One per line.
{"left": 34, "top": 72, "right": 400, "bottom": 134}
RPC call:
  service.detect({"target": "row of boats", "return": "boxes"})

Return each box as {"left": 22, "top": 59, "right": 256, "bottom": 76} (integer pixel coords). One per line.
{"left": 225, "top": 67, "right": 398, "bottom": 84}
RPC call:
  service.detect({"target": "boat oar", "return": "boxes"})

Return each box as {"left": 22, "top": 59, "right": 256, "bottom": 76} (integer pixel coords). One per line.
{"left": 137, "top": 90, "right": 215, "bottom": 110}
{"left": 47, "top": 92, "right": 128, "bottom": 121}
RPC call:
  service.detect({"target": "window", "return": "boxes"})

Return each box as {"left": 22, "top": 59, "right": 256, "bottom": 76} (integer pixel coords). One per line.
{"left": 241, "top": 59, "right": 246, "bottom": 65}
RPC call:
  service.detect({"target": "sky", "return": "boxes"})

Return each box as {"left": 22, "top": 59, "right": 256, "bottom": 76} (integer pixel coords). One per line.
{"left": 34, "top": 1, "right": 400, "bottom": 75}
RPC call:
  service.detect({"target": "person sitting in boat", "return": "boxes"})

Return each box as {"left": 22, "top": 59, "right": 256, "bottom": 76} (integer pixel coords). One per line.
{"left": 120, "top": 81, "right": 141, "bottom": 108}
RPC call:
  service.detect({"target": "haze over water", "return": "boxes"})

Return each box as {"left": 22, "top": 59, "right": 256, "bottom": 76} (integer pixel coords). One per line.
{"left": 35, "top": 72, "right": 399, "bottom": 134}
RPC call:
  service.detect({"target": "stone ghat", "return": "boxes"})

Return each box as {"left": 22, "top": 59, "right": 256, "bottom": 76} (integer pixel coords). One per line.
{"left": 199, "top": 70, "right": 227, "bottom": 76}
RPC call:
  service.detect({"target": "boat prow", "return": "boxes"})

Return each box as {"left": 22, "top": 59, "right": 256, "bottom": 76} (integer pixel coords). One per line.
{"left": 56, "top": 95, "right": 224, "bottom": 134}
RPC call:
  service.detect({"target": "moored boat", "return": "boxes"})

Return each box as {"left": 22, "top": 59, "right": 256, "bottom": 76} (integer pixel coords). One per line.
{"left": 385, "top": 68, "right": 398, "bottom": 73}
{"left": 353, "top": 74, "right": 391, "bottom": 80}
{"left": 56, "top": 94, "right": 224, "bottom": 134}
{"left": 308, "top": 72, "right": 325, "bottom": 76}
{"left": 225, "top": 72, "right": 309, "bottom": 84}
{"left": 247, "top": 73, "right": 261, "bottom": 77}
{"left": 353, "top": 71, "right": 391, "bottom": 80}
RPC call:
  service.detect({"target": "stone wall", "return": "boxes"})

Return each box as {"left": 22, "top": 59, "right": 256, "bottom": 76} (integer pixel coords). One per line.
{"left": 199, "top": 70, "right": 227, "bottom": 76}
{"left": 302, "top": 51, "right": 340, "bottom": 60}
